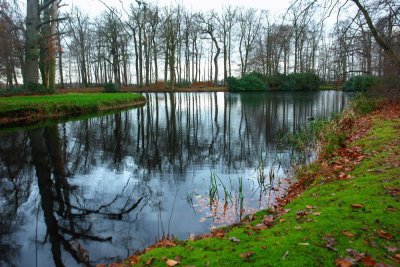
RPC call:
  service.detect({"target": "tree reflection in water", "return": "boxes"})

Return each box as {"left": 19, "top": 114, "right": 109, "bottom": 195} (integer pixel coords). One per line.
{"left": 0, "top": 91, "right": 349, "bottom": 266}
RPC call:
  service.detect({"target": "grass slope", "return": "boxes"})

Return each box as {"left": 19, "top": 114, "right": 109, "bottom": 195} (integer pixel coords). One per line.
{"left": 130, "top": 108, "right": 400, "bottom": 266}
{"left": 0, "top": 93, "right": 145, "bottom": 126}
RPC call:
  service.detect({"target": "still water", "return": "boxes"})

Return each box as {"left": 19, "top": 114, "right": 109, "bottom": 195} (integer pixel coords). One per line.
{"left": 0, "top": 91, "right": 350, "bottom": 266}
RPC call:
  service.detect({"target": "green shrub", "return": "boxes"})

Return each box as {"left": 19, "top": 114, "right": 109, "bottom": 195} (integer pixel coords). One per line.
{"left": 281, "top": 73, "right": 321, "bottom": 91}
{"left": 0, "top": 85, "right": 25, "bottom": 96}
{"left": 226, "top": 72, "right": 268, "bottom": 91}
{"left": 342, "top": 75, "right": 375, "bottom": 91}
{"left": 103, "top": 83, "right": 119, "bottom": 93}
{"left": 350, "top": 93, "right": 377, "bottom": 115}
{"left": 265, "top": 73, "right": 284, "bottom": 89}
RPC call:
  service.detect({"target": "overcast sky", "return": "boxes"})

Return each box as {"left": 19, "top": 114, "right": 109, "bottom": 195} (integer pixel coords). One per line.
{"left": 68, "top": 0, "right": 291, "bottom": 16}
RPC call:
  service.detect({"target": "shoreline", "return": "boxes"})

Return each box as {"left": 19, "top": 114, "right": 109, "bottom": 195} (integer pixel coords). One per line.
{"left": 0, "top": 93, "right": 146, "bottom": 128}
{"left": 111, "top": 99, "right": 400, "bottom": 266}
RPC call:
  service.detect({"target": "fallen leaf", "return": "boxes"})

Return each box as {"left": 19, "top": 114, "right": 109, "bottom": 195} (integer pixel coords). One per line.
{"left": 240, "top": 251, "right": 254, "bottom": 259}
{"left": 306, "top": 205, "right": 315, "bottom": 209}
{"left": 313, "top": 212, "right": 321, "bottom": 216}
{"left": 395, "top": 254, "right": 400, "bottom": 260}
{"left": 261, "top": 245, "right": 267, "bottom": 250}
{"left": 129, "top": 255, "right": 140, "bottom": 265}
{"left": 324, "top": 235, "right": 337, "bottom": 251}
{"left": 298, "top": 243, "right": 309, "bottom": 246}
{"left": 175, "top": 256, "right": 183, "bottom": 262}
{"left": 335, "top": 258, "right": 353, "bottom": 267}
{"left": 346, "top": 249, "right": 364, "bottom": 261}
{"left": 351, "top": 204, "right": 364, "bottom": 209}
{"left": 296, "top": 210, "right": 308, "bottom": 216}
{"left": 377, "top": 230, "right": 393, "bottom": 240}
{"left": 386, "top": 206, "right": 396, "bottom": 212}
{"left": 253, "top": 223, "right": 268, "bottom": 231}
{"left": 166, "top": 259, "right": 179, "bottom": 267}
{"left": 386, "top": 247, "right": 398, "bottom": 253}
{"left": 360, "top": 255, "right": 376, "bottom": 266}
{"left": 263, "top": 215, "right": 275, "bottom": 227}
{"left": 342, "top": 231, "right": 355, "bottom": 237}
{"left": 295, "top": 226, "right": 302, "bottom": 230}
{"left": 145, "top": 257, "right": 155, "bottom": 266}
{"left": 279, "top": 219, "right": 286, "bottom": 223}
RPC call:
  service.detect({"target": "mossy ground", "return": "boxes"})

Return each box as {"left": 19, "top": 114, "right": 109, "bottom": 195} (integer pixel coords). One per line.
{"left": 127, "top": 105, "right": 400, "bottom": 267}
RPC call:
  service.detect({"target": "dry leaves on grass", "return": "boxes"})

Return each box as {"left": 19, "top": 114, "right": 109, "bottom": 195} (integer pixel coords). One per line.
{"left": 342, "top": 231, "right": 355, "bottom": 238}
{"left": 165, "top": 259, "right": 179, "bottom": 266}
{"left": 324, "top": 235, "right": 337, "bottom": 252}
{"left": 335, "top": 258, "right": 354, "bottom": 267}
{"left": 240, "top": 251, "right": 254, "bottom": 260}
{"left": 377, "top": 230, "right": 393, "bottom": 240}
{"left": 351, "top": 204, "right": 364, "bottom": 209}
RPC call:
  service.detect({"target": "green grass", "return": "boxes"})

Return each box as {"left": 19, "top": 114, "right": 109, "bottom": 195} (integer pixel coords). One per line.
{"left": 0, "top": 93, "right": 146, "bottom": 126}
{"left": 133, "top": 114, "right": 400, "bottom": 266}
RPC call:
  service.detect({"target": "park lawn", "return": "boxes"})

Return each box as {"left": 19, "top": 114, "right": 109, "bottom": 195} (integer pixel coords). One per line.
{"left": 127, "top": 106, "right": 400, "bottom": 266}
{"left": 0, "top": 93, "right": 146, "bottom": 126}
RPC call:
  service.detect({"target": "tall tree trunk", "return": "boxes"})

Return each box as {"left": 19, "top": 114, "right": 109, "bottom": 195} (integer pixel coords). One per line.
{"left": 25, "top": 0, "right": 40, "bottom": 91}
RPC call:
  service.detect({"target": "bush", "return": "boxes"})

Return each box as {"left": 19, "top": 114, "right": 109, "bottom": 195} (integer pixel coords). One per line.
{"left": 0, "top": 85, "right": 25, "bottom": 96}
{"left": 29, "top": 83, "right": 55, "bottom": 94}
{"left": 103, "top": 83, "right": 119, "bottom": 93}
{"left": 342, "top": 75, "right": 375, "bottom": 92}
{"left": 265, "top": 73, "right": 285, "bottom": 89}
{"left": 350, "top": 93, "right": 378, "bottom": 115}
{"left": 227, "top": 72, "right": 320, "bottom": 92}
{"left": 281, "top": 73, "right": 321, "bottom": 91}
{"left": 226, "top": 72, "right": 268, "bottom": 91}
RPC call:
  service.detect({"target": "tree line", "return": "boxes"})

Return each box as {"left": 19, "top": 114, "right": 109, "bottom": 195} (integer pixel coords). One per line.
{"left": 0, "top": 0, "right": 399, "bottom": 92}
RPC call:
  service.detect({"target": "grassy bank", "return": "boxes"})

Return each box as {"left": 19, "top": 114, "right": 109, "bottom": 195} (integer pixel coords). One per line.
{"left": 60, "top": 86, "right": 228, "bottom": 93}
{"left": 0, "top": 93, "right": 146, "bottom": 127}
{"left": 121, "top": 101, "right": 399, "bottom": 266}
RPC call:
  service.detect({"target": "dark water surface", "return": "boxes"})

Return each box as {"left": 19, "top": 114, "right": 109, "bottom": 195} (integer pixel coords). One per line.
{"left": 0, "top": 91, "right": 350, "bottom": 266}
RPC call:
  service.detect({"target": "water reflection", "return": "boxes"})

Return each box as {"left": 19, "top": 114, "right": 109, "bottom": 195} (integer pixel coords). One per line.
{"left": 0, "top": 91, "right": 349, "bottom": 266}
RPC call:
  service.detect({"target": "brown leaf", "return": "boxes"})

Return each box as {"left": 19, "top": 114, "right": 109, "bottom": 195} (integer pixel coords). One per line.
{"left": 386, "top": 246, "right": 398, "bottom": 253}
{"left": 175, "top": 256, "right": 183, "bottom": 262}
{"left": 296, "top": 210, "right": 308, "bottom": 216}
{"left": 165, "top": 259, "right": 179, "bottom": 267}
{"left": 386, "top": 206, "right": 397, "bottom": 212}
{"left": 360, "top": 255, "right": 376, "bottom": 267}
{"left": 377, "top": 230, "right": 393, "bottom": 240}
{"left": 346, "top": 249, "right": 364, "bottom": 261}
{"left": 263, "top": 215, "right": 275, "bottom": 227}
{"left": 342, "top": 231, "right": 355, "bottom": 237}
{"left": 253, "top": 223, "right": 268, "bottom": 231}
{"left": 335, "top": 258, "right": 353, "bottom": 267}
{"left": 351, "top": 204, "right": 364, "bottom": 209}
{"left": 240, "top": 251, "right": 254, "bottom": 259}
{"left": 313, "top": 212, "right": 321, "bottom": 216}
{"left": 212, "top": 229, "right": 225, "bottom": 238}
{"left": 306, "top": 205, "right": 315, "bottom": 209}
{"left": 145, "top": 257, "right": 155, "bottom": 266}
{"left": 324, "top": 235, "right": 337, "bottom": 252}
{"left": 129, "top": 255, "right": 141, "bottom": 265}
{"left": 395, "top": 254, "right": 400, "bottom": 260}
{"left": 279, "top": 219, "right": 286, "bottom": 223}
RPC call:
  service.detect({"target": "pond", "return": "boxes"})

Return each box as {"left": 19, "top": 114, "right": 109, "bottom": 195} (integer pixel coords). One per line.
{"left": 0, "top": 91, "right": 350, "bottom": 267}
